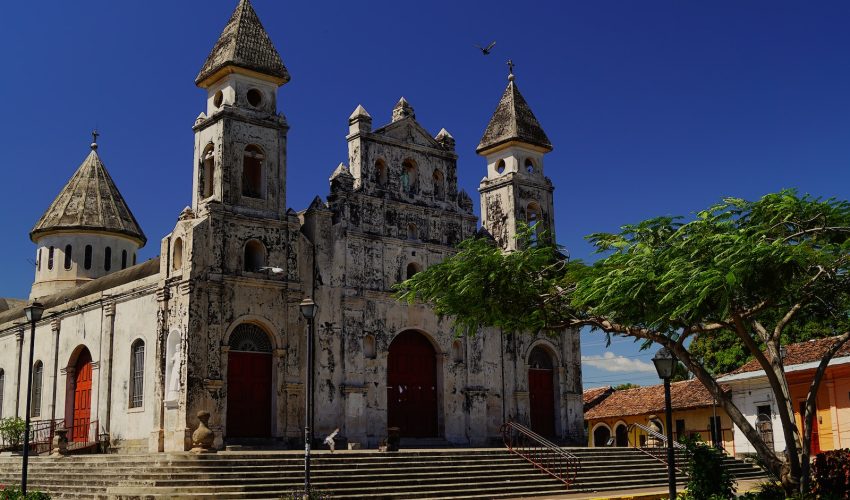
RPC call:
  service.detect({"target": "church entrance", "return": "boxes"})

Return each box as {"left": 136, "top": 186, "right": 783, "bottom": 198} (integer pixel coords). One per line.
{"left": 528, "top": 346, "right": 556, "bottom": 438}
{"left": 69, "top": 348, "right": 93, "bottom": 443}
{"left": 226, "top": 324, "right": 273, "bottom": 438}
{"left": 387, "top": 330, "right": 438, "bottom": 438}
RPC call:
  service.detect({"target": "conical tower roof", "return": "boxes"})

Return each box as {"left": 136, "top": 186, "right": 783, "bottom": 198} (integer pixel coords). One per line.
{"left": 476, "top": 76, "right": 552, "bottom": 154}
{"left": 195, "top": 0, "right": 290, "bottom": 87}
{"left": 30, "top": 145, "right": 146, "bottom": 245}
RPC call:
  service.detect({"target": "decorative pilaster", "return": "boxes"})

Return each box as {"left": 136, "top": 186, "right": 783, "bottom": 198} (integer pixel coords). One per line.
{"left": 48, "top": 318, "right": 61, "bottom": 424}
{"left": 98, "top": 302, "right": 116, "bottom": 436}
{"left": 13, "top": 327, "right": 23, "bottom": 418}
{"left": 151, "top": 286, "right": 170, "bottom": 452}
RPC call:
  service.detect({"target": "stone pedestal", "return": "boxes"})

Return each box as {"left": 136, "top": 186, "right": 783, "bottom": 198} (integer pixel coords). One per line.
{"left": 51, "top": 428, "right": 69, "bottom": 456}
{"left": 190, "top": 411, "right": 216, "bottom": 453}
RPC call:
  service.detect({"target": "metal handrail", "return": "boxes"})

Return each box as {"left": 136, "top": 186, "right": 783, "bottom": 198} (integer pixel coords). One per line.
{"left": 627, "top": 422, "right": 687, "bottom": 475}
{"left": 628, "top": 422, "right": 686, "bottom": 449}
{"left": 500, "top": 420, "right": 580, "bottom": 488}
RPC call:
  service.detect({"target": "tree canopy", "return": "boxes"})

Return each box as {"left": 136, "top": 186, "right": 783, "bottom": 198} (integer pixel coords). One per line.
{"left": 396, "top": 190, "right": 850, "bottom": 493}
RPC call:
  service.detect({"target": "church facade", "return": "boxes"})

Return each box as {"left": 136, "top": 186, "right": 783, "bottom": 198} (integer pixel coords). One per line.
{"left": 0, "top": 0, "right": 583, "bottom": 453}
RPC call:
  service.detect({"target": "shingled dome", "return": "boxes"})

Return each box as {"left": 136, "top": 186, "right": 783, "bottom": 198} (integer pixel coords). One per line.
{"left": 195, "top": 0, "right": 290, "bottom": 87}
{"left": 30, "top": 147, "right": 146, "bottom": 245}
{"left": 477, "top": 78, "right": 552, "bottom": 154}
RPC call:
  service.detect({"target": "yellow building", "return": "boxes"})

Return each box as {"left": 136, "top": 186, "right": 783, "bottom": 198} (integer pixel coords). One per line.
{"left": 584, "top": 379, "right": 735, "bottom": 452}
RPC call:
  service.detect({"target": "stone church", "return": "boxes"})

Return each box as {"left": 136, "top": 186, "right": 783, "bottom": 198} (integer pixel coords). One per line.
{"left": 0, "top": 0, "right": 583, "bottom": 453}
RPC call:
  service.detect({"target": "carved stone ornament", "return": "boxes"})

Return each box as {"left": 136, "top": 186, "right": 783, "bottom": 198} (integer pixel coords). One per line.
{"left": 191, "top": 411, "right": 216, "bottom": 453}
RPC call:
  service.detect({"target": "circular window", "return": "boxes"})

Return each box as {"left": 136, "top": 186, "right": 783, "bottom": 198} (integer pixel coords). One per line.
{"left": 213, "top": 90, "right": 223, "bottom": 108}
{"left": 247, "top": 89, "right": 263, "bottom": 108}
{"left": 496, "top": 159, "right": 506, "bottom": 174}
{"left": 525, "top": 158, "right": 535, "bottom": 174}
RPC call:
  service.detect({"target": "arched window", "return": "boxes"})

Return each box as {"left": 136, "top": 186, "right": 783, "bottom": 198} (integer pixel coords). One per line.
{"left": 433, "top": 169, "right": 445, "bottom": 200}
{"left": 0, "top": 369, "right": 4, "bottom": 418}
{"left": 406, "top": 262, "right": 422, "bottom": 280}
{"left": 202, "top": 144, "right": 215, "bottom": 199}
{"left": 37, "top": 248, "right": 41, "bottom": 272}
{"left": 121, "top": 250, "right": 128, "bottom": 270}
{"left": 363, "top": 335, "right": 376, "bottom": 359}
{"left": 229, "top": 323, "right": 272, "bottom": 353}
{"left": 242, "top": 145, "right": 264, "bottom": 199}
{"left": 525, "top": 158, "right": 536, "bottom": 174}
{"left": 401, "top": 159, "right": 417, "bottom": 194}
{"left": 84, "top": 245, "right": 92, "bottom": 270}
{"left": 528, "top": 345, "right": 554, "bottom": 369}
{"left": 407, "top": 223, "right": 418, "bottom": 241}
{"left": 375, "top": 159, "right": 388, "bottom": 187}
{"left": 172, "top": 238, "right": 183, "bottom": 271}
{"left": 48, "top": 246, "right": 54, "bottom": 270}
{"left": 244, "top": 240, "right": 266, "bottom": 272}
{"left": 129, "top": 339, "right": 145, "bottom": 408}
{"left": 133, "top": 253, "right": 137, "bottom": 266}
{"left": 64, "top": 245, "right": 73, "bottom": 270}
{"left": 104, "top": 247, "right": 112, "bottom": 272}
{"left": 526, "top": 202, "right": 542, "bottom": 226}
{"left": 31, "top": 361, "right": 43, "bottom": 418}
{"left": 496, "top": 159, "right": 506, "bottom": 175}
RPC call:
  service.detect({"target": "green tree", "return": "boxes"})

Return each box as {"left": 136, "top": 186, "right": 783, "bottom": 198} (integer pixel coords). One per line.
{"left": 397, "top": 191, "right": 850, "bottom": 494}
{"left": 612, "top": 383, "right": 640, "bottom": 391}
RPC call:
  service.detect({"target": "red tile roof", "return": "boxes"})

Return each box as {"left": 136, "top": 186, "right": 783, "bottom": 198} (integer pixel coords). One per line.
{"left": 584, "top": 379, "right": 719, "bottom": 420}
{"left": 583, "top": 386, "right": 614, "bottom": 412}
{"left": 729, "top": 336, "right": 850, "bottom": 375}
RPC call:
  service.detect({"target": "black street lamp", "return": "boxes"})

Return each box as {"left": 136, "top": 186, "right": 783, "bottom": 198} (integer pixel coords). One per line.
{"left": 299, "top": 298, "right": 318, "bottom": 495}
{"left": 652, "top": 347, "right": 677, "bottom": 500}
{"left": 22, "top": 301, "right": 44, "bottom": 495}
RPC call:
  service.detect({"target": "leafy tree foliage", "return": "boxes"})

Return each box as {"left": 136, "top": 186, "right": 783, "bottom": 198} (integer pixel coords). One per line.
{"left": 612, "top": 383, "right": 640, "bottom": 391}
{"left": 397, "top": 191, "right": 850, "bottom": 494}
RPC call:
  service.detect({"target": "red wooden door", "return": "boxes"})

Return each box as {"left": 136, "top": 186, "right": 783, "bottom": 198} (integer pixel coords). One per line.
{"left": 529, "top": 368, "right": 555, "bottom": 438}
{"left": 387, "top": 331, "right": 438, "bottom": 437}
{"left": 227, "top": 351, "right": 272, "bottom": 438}
{"left": 72, "top": 350, "right": 93, "bottom": 443}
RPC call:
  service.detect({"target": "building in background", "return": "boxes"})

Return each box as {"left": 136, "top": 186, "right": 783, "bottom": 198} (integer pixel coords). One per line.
{"left": 719, "top": 336, "right": 850, "bottom": 457}
{"left": 583, "top": 379, "right": 733, "bottom": 451}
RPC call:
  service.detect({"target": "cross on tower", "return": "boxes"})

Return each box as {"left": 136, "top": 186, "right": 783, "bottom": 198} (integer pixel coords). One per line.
{"left": 507, "top": 59, "right": 515, "bottom": 76}
{"left": 91, "top": 130, "right": 99, "bottom": 150}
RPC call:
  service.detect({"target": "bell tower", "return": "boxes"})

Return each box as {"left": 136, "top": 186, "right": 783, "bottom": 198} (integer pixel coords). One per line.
{"left": 477, "top": 64, "right": 555, "bottom": 250}
{"left": 192, "top": 0, "right": 290, "bottom": 220}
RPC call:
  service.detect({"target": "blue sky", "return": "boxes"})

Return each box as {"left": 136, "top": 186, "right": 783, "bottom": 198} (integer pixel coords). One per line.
{"left": 1, "top": 1, "right": 848, "bottom": 389}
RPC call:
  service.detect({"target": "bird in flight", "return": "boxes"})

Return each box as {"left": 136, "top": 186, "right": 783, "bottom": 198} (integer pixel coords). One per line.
{"left": 475, "top": 41, "right": 496, "bottom": 55}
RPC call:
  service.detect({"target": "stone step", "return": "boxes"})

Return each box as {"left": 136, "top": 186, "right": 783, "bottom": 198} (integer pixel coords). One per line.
{"left": 0, "top": 447, "right": 767, "bottom": 499}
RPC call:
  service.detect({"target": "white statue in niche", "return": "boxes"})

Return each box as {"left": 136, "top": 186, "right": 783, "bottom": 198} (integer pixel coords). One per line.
{"left": 166, "top": 349, "right": 181, "bottom": 404}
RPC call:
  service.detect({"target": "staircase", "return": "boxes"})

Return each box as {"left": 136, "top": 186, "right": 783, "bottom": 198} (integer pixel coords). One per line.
{"left": 0, "top": 447, "right": 766, "bottom": 499}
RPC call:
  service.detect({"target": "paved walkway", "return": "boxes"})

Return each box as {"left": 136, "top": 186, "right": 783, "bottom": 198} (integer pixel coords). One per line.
{"left": 506, "top": 478, "right": 767, "bottom": 499}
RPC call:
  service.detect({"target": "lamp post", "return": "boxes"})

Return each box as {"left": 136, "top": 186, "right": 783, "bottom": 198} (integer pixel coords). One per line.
{"left": 652, "top": 347, "right": 677, "bottom": 500}
{"left": 22, "top": 301, "right": 44, "bottom": 495}
{"left": 299, "top": 298, "right": 318, "bottom": 495}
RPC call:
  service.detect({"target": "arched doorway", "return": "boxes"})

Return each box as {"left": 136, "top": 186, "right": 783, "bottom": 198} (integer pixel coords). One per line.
{"left": 615, "top": 423, "right": 629, "bottom": 446}
{"left": 226, "top": 324, "right": 273, "bottom": 438}
{"left": 593, "top": 424, "right": 611, "bottom": 447}
{"left": 528, "top": 345, "right": 556, "bottom": 438}
{"left": 68, "top": 348, "right": 93, "bottom": 443}
{"left": 387, "top": 331, "right": 438, "bottom": 437}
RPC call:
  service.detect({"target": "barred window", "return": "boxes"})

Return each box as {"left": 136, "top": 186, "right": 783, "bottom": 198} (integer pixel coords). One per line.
{"left": 31, "top": 361, "right": 43, "bottom": 418}
{"left": 129, "top": 340, "right": 145, "bottom": 408}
